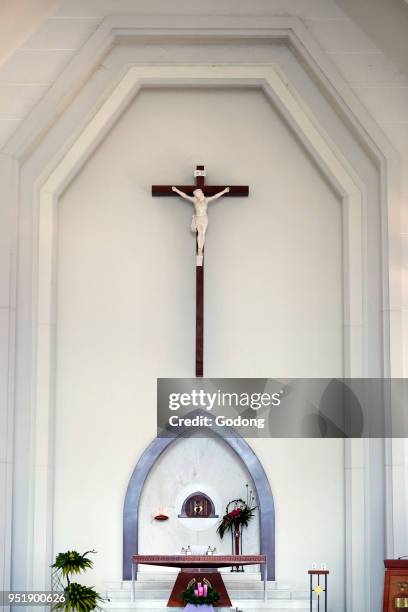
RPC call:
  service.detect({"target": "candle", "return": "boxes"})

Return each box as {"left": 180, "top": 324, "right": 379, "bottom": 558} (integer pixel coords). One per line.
{"left": 203, "top": 584, "right": 208, "bottom": 596}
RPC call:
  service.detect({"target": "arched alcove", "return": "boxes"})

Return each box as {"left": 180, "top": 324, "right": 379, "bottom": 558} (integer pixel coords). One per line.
{"left": 178, "top": 492, "right": 218, "bottom": 518}
{"left": 123, "top": 415, "right": 275, "bottom": 580}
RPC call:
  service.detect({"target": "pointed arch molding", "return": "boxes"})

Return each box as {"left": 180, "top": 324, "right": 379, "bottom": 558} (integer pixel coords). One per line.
{"left": 2, "top": 14, "right": 402, "bottom": 611}
{"left": 123, "top": 426, "right": 275, "bottom": 580}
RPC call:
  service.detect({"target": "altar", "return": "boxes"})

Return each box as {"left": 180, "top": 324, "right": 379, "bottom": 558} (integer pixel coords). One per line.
{"left": 131, "top": 555, "right": 267, "bottom": 607}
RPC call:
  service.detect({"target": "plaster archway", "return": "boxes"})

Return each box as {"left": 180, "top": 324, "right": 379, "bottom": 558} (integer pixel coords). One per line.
{"left": 123, "top": 419, "right": 275, "bottom": 581}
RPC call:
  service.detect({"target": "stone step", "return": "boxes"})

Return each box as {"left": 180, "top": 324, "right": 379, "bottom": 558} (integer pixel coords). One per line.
{"left": 130, "top": 573, "right": 263, "bottom": 583}
{"left": 106, "top": 589, "right": 308, "bottom": 601}
{"left": 290, "top": 592, "right": 311, "bottom": 600}
{"left": 107, "top": 584, "right": 300, "bottom": 593}
{"left": 108, "top": 580, "right": 304, "bottom": 591}
{"left": 104, "top": 600, "right": 317, "bottom": 610}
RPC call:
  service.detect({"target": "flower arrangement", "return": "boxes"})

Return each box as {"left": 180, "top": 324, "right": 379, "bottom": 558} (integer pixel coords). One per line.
{"left": 217, "top": 486, "right": 257, "bottom": 539}
{"left": 51, "top": 550, "right": 104, "bottom": 612}
{"left": 182, "top": 580, "right": 220, "bottom": 606}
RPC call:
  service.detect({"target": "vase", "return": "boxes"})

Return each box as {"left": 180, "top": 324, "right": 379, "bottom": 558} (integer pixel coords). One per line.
{"left": 231, "top": 525, "right": 244, "bottom": 572}
{"left": 234, "top": 529, "right": 241, "bottom": 556}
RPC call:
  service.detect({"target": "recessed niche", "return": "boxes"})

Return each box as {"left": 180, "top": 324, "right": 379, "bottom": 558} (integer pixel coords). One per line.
{"left": 178, "top": 491, "right": 219, "bottom": 518}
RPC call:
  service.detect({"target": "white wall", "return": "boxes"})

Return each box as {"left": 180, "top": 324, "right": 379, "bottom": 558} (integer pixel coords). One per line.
{"left": 0, "top": 2, "right": 405, "bottom": 608}
{"left": 53, "top": 87, "right": 344, "bottom": 605}
{"left": 252, "top": 438, "right": 344, "bottom": 592}
{"left": 0, "top": 3, "right": 406, "bottom": 367}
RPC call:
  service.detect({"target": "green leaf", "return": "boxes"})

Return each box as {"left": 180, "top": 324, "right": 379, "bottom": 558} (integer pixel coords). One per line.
{"left": 52, "top": 551, "right": 96, "bottom": 578}
{"left": 53, "top": 583, "right": 104, "bottom": 612}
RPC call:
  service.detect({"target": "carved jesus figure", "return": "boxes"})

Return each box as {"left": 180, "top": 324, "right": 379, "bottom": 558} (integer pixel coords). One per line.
{"left": 171, "top": 186, "right": 230, "bottom": 263}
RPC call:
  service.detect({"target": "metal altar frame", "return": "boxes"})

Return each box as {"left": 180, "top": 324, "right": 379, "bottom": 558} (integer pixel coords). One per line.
{"left": 130, "top": 555, "right": 268, "bottom": 604}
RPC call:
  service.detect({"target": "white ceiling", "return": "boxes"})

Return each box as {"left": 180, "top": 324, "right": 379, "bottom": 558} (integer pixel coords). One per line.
{"left": 334, "top": 0, "right": 408, "bottom": 76}
{"left": 0, "top": 0, "right": 60, "bottom": 67}
{"left": 0, "top": 0, "right": 407, "bottom": 76}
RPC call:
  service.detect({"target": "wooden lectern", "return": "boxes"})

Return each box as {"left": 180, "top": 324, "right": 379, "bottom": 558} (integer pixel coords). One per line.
{"left": 383, "top": 560, "right": 408, "bottom": 611}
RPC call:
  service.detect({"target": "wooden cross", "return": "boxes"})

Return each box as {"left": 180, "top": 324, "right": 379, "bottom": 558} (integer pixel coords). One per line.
{"left": 152, "top": 165, "right": 249, "bottom": 377}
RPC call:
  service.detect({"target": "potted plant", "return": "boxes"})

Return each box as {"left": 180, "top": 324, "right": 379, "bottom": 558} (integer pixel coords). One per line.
{"left": 51, "top": 550, "right": 104, "bottom": 612}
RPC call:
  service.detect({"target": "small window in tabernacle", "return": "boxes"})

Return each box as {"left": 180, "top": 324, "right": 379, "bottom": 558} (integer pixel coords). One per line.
{"left": 178, "top": 492, "right": 218, "bottom": 518}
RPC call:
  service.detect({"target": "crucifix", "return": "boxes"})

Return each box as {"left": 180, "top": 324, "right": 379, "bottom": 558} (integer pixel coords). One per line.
{"left": 152, "top": 165, "right": 249, "bottom": 377}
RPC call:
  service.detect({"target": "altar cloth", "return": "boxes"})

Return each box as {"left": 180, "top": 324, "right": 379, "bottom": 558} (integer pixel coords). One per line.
{"left": 184, "top": 604, "right": 214, "bottom": 612}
